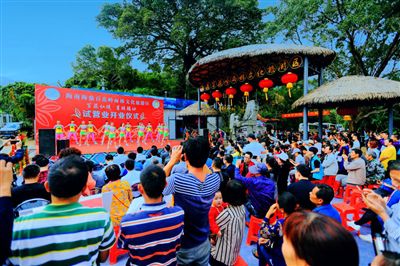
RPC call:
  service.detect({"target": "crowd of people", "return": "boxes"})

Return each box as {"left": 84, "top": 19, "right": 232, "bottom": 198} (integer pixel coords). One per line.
{"left": 0, "top": 128, "right": 400, "bottom": 266}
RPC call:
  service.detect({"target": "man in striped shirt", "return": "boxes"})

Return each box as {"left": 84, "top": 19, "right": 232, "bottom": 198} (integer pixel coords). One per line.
{"left": 10, "top": 155, "right": 115, "bottom": 265}
{"left": 163, "top": 137, "right": 221, "bottom": 265}
{"left": 119, "top": 165, "right": 184, "bottom": 265}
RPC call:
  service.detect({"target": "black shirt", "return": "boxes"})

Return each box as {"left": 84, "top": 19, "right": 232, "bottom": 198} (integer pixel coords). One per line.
{"left": 287, "top": 179, "right": 316, "bottom": 210}
{"left": 12, "top": 183, "right": 51, "bottom": 207}
{"left": 222, "top": 164, "right": 235, "bottom": 180}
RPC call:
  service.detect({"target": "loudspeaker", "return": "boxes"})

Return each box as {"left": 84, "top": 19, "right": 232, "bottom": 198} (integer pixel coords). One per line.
{"left": 57, "top": 139, "right": 70, "bottom": 154}
{"left": 38, "top": 129, "right": 56, "bottom": 156}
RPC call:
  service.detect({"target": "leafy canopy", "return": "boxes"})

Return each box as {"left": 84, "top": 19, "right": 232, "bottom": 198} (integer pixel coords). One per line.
{"left": 97, "top": 0, "right": 264, "bottom": 97}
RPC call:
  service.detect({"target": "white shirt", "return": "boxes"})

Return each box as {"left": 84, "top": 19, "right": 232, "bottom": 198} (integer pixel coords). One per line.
{"left": 243, "top": 141, "right": 265, "bottom": 157}
{"left": 135, "top": 153, "right": 147, "bottom": 162}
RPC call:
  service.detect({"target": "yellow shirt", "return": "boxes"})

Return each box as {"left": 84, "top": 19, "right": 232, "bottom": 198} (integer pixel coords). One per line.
{"left": 102, "top": 180, "right": 132, "bottom": 226}
{"left": 380, "top": 145, "right": 397, "bottom": 170}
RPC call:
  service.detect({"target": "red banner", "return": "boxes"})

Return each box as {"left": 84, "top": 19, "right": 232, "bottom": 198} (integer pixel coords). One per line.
{"left": 281, "top": 110, "right": 330, "bottom": 119}
{"left": 35, "top": 85, "right": 164, "bottom": 137}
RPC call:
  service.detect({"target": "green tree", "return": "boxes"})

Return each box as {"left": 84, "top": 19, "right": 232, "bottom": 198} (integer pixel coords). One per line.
{"left": 97, "top": 0, "right": 264, "bottom": 98}
{"left": 0, "top": 82, "right": 35, "bottom": 133}
{"left": 264, "top": 0, "right": 400, "bottom": 130}
{"left": 66, "top": 45, "right": 141, "bottom": 90}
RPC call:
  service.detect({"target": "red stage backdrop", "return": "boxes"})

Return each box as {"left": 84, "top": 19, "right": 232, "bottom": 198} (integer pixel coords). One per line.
{"left": 35, "top": 85, "right": 164, "bottom": 138}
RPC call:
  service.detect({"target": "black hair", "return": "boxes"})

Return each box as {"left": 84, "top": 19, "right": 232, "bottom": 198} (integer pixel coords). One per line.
{"left": 296, "top": 164, "right": 311, "bottom": 178}
{"left": 218, "top": 150, "right": 225, "bottom": 157}
{"left": 58, "top": 147, "right": 82, "bottom": 158}
{"left": 352, "top": 148, "right": 363, "bottom": 157}
{"left": 85, "top": 160, "right": 94, "bottom": 173}
{"left": 183, "top": 137, "right": 210, "bottom": 168}
{"left": 388, "top": 160, "right": 400, "bottom": 172}
{"left": 244, "top": 151, "right": 253, "bottom": 158}
{"left": 224, "top": 154, "right": 233, "bottom": 164}
{"left": 165, "top": 145, "right": 171, "bottom": 152}
{"left": 125, "top": 159, "right": 135, "bottom": 171}
{"left": 278, "top": 192, "right": 297, "bottom": 215}
{"left": 23, "top": 164, "right": 41, "bottom": 179}
{"left": 137, "top": 146, "right": 143, "bottom": 153}
{"left": 127, "top": 152, "right": 137, "bottom": 160}
{"left": 309, "top": 147, "right": 318, "bottom": 155}
{"left": 117, "top": 146, "right": 124, "bottom": 154}
{"left": 105, "top": 164, "right": 121, "bottom": 181}
{"left": 140, "top": 165, "right": 166, "bottom": 198}
{"left": 105, "top": 154, "right": 114, "bottom": 161}
{"left": 213, "top": 157, "right": 223, "bottom": 169}
{"left": 32, "top": 155, "right": 49, "bottom": 167}
{"left": 48, "top": 155, "right": 88, "bottom": 198}
{"left": 150, "top": 148, "right": 158, "bottom": 156}
{"left": 325, "top": 144, "right": 333, "bottom": 152}
{"left": 315, "top": 184, "right": 334, "bottom": 205}
{"left": 222, "top": 179, "right": 247, "bottom": 206}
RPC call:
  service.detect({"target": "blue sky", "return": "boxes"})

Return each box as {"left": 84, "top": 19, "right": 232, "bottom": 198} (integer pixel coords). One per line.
{"left": 1, "top": 0, "right": 275, "bottom": 86}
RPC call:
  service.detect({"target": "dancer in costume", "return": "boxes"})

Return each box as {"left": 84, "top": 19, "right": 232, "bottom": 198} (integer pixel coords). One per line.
{"left": 53, "top": 121, "right": 65, "bottom": 140}
{"left": 66, "top": 119, "right": 79, "bottom": 144}
{"left": 118, "top": 123, "right": 128, "bottom": 147}
{"left": 144, "top": 122, "right": 153, "bottom": 143}
{"left": 99, "top": 121, "right": 110, "bottom": 145}
{"left": 125, "top": 122, "right": 133, "bottom": 143}
{"left": 85, "top": 120, "right": 98, "bottom": 145}
{"left": 107, "top": 122, "right": 117, "bottom": 149}
{"left": 77, "top": 121, "right": 88, "bottom": 146}
{"left": 137, "top": 122, "right": 145, "bottom": 144}
{"left": 161, "top": 124, "right": 169, "bottom": 144}
{"left": 156, "top": 123, "right": 163, "bottom": 142}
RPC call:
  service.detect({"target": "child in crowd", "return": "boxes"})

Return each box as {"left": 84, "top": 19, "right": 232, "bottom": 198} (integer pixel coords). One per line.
{"left": 210, "top": 180, "right": 247, "bottom": 266}
{"left": 101, "top": 164, "right": 132, "bottom": 226}
{"left": 209, "top": 191, "right": 227, "bottom": 245}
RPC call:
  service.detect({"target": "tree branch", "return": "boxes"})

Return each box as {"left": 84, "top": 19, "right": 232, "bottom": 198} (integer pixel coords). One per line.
{"left": 374, "top": 32, "right": 400, "bottom": 77}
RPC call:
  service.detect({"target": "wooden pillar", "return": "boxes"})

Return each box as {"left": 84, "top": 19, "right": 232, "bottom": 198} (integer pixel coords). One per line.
{"left": 317, "top": 68, "right": 324, "bottom": 138}
{"left": 388, "top": 104, "right": 394, "bottom": 135}
{"left": 303, "top": 57, "right": 309, "bottom": 141}
{"left": 197, "top": 89, "right": 201, "bottom": 132}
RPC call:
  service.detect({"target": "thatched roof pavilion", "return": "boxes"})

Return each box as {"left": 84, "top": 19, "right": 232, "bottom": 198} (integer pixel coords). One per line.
{"left": 188, "top": 44, "right": 335, "bottom": 88}
{"left": 187, "top": 43, "right": 336, "bottom": 138}
{"left": 177, "top": 102, "right": 219, "bottom": 117}
{"left": 292, "top": 76, "right": 400, "bottom": 108}
{"left": 292, "top": 76, "right": 400, "bottom": 134}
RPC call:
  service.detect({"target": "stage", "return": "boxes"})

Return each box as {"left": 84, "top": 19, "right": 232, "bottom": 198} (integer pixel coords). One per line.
{"left": 67, "top": 139, "right": 182, "bottom": 155}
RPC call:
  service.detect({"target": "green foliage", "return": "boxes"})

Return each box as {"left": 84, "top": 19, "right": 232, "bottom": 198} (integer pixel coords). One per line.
{"left": 264, "top": 0, "right": 400, "bottom": 129}
{"left": 97, "top": 0, "right": 264, "bottom": 98}
{"left": 0, "top": 82, "right": 35, "bottom": 133}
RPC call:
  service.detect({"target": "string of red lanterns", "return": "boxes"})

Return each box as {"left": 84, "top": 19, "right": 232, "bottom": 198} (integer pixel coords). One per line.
{"left": 199, "top": 71, "right": 298, "bottom": 104}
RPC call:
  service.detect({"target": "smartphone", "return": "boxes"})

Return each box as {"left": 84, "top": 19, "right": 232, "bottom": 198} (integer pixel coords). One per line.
{"left": 10, "top": 140, "right": 19, "bottom": 145}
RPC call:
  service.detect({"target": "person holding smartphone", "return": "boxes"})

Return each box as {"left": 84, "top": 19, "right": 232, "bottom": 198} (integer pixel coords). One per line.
{"left": 0, "top": 139, "right": 24, "bottom": 164}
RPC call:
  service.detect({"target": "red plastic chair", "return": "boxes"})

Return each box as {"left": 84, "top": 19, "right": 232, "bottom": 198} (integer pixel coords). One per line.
{"left": 343, "top": 185, "right": 359, "bottom": 204}
{"left": 332, "top": 202, "right": 357, "bottom": 231}
{"left": 109, "top": 226, "right": 129, "bottom": 264}
{"left": 246, "top": 215, "right": 263, "bottom": 245}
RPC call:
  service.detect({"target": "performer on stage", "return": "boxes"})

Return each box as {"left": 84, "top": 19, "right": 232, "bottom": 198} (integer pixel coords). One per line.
{"left": 85, "top": 120, "right": 98, "bottom": 145}
{"left": 118, "top": 123, "right": 128, "bottom": 147}
{"left": 137, "top": 122, "right": 145, "bottom": 144}
{"left": 107, "top": 122, "right": 117, "bottom": 149}
{"left": 125, "top": 122, "right": 133, "bottom": 143}
{"left": 53, "top": 120, "right": 65, "bottom": 140}
{"left": 161, "top": 124, "right": 169, "bottom": 144}
{"left": 99, "top": 121, "right": 110, "bottom": 145}
{"left": 66, "top": 119, "right": 79, "bottom": 145}
{"left": 156, "top": 123, "right": 163, "bottom": 142}
{"left": 77, "top": 121, "right": 88, "bottom": 146}
{"left": 144, "top": 122, "right": 153, "bottom": 143}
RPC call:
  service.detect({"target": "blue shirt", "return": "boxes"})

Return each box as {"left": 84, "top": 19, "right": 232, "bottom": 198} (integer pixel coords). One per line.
{"left": 313, "top": 204, "right": 342, "bottom": 223}
{"left": 171, "top": 161, "right": 188, "bottom": 175}
{"left": 163, "top": 172, "right": 220, "bottom": 248}
{"left": 234, "top": 168, "right": 275, "bottom": 218}
{"left": 119, "top": 201, "right": 184, "bottom": 265}
{"left": 143, "top": 156, "right": 162, "bottom": 169}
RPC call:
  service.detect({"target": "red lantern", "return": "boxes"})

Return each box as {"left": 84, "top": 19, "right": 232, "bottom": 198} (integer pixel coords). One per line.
{"left": 258, "top": 78, "right": 274, "bottom": 101}
{"left": 281, "top": 72, "right": 298, "bottom": 98}
{"left": 212, "top": 90, "right": 223, "bottom": 103}
{"left": 337, "top": 107, "right": 358, "bottom": 116}
{"left": 240, "top": 83, "right": 253, "bottom": 102}
{"left": 200, "top": 93, "right": 210, "bottom": 103}
{"left": 225, "top": 87, "right": 237, "bottom": 106}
